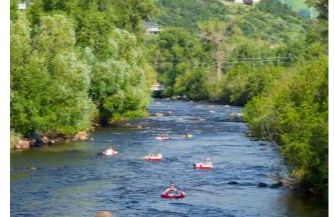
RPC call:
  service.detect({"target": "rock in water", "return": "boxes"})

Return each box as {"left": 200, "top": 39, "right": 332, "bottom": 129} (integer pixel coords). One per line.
{"left": 228, "top": 112, "right": 243, "bottom": 121}
{"left": 28, "top": 132, "right": 44, "bottom": 146}
{"left": 73, "top": 131, "right": 89, "bottom": 141}
{"left": 227, "top": 181, "right": 239, "bottom": 185}
{"left": 257, "top": 182, "right": 268, "bottom": 188}
{"left": 15, "top": 139, "right": 30, "bottom": 149}
{"left": 95, "top": 210, "right": 113, "bottom": 217}
{"left": 270, "top": 181, "right": 283, "bottom": 189}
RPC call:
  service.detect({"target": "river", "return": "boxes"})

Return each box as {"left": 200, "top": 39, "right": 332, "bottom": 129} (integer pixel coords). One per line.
{"left": 11, "top": 99, "right": 328, "bottom": 217}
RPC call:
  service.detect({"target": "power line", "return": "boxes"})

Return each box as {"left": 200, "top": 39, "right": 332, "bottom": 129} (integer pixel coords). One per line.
{"left": 152, "top": 56, "right": 292, "bottom": 65}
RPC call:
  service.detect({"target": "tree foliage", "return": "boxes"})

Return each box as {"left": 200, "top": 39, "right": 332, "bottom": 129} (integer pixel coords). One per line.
{"left": 244, "top": 56, "right": 328, "bottom": 193}
{"left": 11, "top": 14, "right": 96, "bottom": 136}
{"left": 11, "top": 0, "right": 157, "bottom": 136}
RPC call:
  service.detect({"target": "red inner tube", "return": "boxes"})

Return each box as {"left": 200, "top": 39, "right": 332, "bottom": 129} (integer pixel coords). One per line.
{"left": 161, "top": 191, "right": 186, "bottom": 199}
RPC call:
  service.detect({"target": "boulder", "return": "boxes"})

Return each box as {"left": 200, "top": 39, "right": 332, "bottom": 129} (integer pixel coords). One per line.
{"left": 280, "top": 178, "right": 291, "bottom": 188}
{"left": 227, "top": 181, "right": 239, "bottom": 185}
{"left": 15, "top": 139, "right": 30, "bottom": 149}
{"left": 250, "top": 138, "right": 260, "bottom": 141}
{"left": 220, "top": 112, "right": 244, "bottom": 122}
{"left": 269, "top": 181, "right": 283, "bottom": 189}
{"left": 257, "top": 182, "right": 268, "bottom": 188}
{"left": 73, "top": 131, "right": 89, "bottom": 141}
{"left": 95, "top": 211, "right": 113, "bottom": 217}
{"left": 307, "top": 188, "right": 317, "bottom": 194}
{"left": 28, "top": 132, "right": 44, "bottom": 147}
{"left": 42, "top": 136, "right": 49, "bottom": 144}
{"left": 228, "top": 112, "right": 243, "bottom": 121}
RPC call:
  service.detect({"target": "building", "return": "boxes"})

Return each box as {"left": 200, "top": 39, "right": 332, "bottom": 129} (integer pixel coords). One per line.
{"left": 143, "top": 21, "right": 161, "bottom": 34}
{"left": 151, "top": 83, "right": 164, "bottom": 98}
{"left": 18, "top": 2, "right": 27, "bottom": 10}
{"left": 232, "top": 0, "right": 261, "bottom": 5}
{"left": 234, "top": 0, "right": 244, "bottom": 4}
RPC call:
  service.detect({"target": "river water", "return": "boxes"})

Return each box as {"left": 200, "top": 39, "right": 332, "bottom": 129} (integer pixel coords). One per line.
{"left": 11, "top": 99, "right": 328, "bottom": 217}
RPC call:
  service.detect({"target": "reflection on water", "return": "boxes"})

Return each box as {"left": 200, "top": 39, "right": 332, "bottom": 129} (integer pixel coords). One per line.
{"left": 11, "top": 99, "right": 328, "bottom": 217}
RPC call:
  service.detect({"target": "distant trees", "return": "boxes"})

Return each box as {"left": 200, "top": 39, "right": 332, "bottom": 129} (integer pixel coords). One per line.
{"left": 306, "top": 0, "right": 328, "bottom": 20}
{"left": 148, "top": 0, "right": 309, "bottom": 101}
{"left": 154, "top": 0, "right": 226, "bottom": 31}
{"left": 148, "top": 28, "right": 207, "bottom": 96}
{"left": 257, "top": 0, "right": 297, "bottom": 18}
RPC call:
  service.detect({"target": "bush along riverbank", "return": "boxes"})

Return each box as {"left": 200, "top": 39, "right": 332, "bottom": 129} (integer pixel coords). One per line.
{"left": 244, "top": 56, "right": 328, "bottom": 196}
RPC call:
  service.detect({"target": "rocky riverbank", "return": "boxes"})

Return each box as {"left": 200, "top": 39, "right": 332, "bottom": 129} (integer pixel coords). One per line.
{"left": 12, "top": 131, "right": 90, "bottom": 150}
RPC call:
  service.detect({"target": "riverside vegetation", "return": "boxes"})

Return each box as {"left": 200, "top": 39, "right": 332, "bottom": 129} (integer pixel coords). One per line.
{"left": 11, "top": 0, "right": 327, "bottom": 196}
{"left": 11, "top": 0, "right": 157, "bottom": 140}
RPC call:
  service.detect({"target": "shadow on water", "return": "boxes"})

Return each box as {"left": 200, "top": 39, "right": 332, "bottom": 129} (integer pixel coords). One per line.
{"left": 11, "top": 99, "right": 328, "bottom": 217}
{"left": 281, "top": 192, "right": 328, "bottom": 217}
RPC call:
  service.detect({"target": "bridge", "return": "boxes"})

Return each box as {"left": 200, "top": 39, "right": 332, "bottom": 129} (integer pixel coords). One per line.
{"left": 151, "top": 83, "right": 164, "bottom": 98}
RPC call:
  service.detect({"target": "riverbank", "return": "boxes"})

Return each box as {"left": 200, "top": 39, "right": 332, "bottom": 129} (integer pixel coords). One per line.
{"left": 10, "top": 110, "right": 149, "bottom": 150}
{"left": 11, "top": 131, "right": 90, "bottom": 150}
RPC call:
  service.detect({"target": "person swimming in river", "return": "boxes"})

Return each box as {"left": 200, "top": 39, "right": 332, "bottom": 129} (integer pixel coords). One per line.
{"left": 163, "top": 183, "right": 178, "bottom": 194}
{"left": 184, "top": 133, "right": 193, "bottom": 139}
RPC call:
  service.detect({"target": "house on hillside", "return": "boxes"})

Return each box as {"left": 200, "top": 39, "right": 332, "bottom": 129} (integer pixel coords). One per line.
{"left": 18, "top": 2, "right": 27, "bottom": 10}
{"left": 233, "top": 0, "right": 261, "bottom": 5}
{"left": 144, "top": 21, "right": 161, "bottom": 34}
{"left": 234, "top": 0, "right": 244, "bottom": 4}
{"left": 151, "top": 83, "right": 164, "bottom": 98}
{"left": 243, "top": 0, "right": 261, "bottom": 4}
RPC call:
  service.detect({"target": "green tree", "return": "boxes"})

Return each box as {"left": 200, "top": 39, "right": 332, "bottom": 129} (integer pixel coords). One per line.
{"left": 87, "top": 29, "right": 153, "bottom": 123}
{"left": 11, "top": 14, "right": 96, "bottom": 136}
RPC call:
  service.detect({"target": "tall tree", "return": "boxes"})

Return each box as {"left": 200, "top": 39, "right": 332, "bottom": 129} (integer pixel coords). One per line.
{"left": 198, "top": 19, "right": 240, "bottom": 80}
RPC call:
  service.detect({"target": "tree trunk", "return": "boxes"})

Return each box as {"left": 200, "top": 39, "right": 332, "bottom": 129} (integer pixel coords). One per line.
{"left": 214, "top": 46, "right": 223, "bottom": 80}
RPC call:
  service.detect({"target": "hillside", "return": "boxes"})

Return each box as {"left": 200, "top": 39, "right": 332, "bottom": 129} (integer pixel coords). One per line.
{"left": 152, "top": 0, "right": 309, "bottom": 45}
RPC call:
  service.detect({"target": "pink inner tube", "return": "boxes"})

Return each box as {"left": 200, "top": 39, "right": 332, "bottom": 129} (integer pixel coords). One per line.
{"left": 193, "top": 163, "right": 213, "bottom": 169}
{"left": 155, "top": 136, "right": 169, "bottom": 141}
